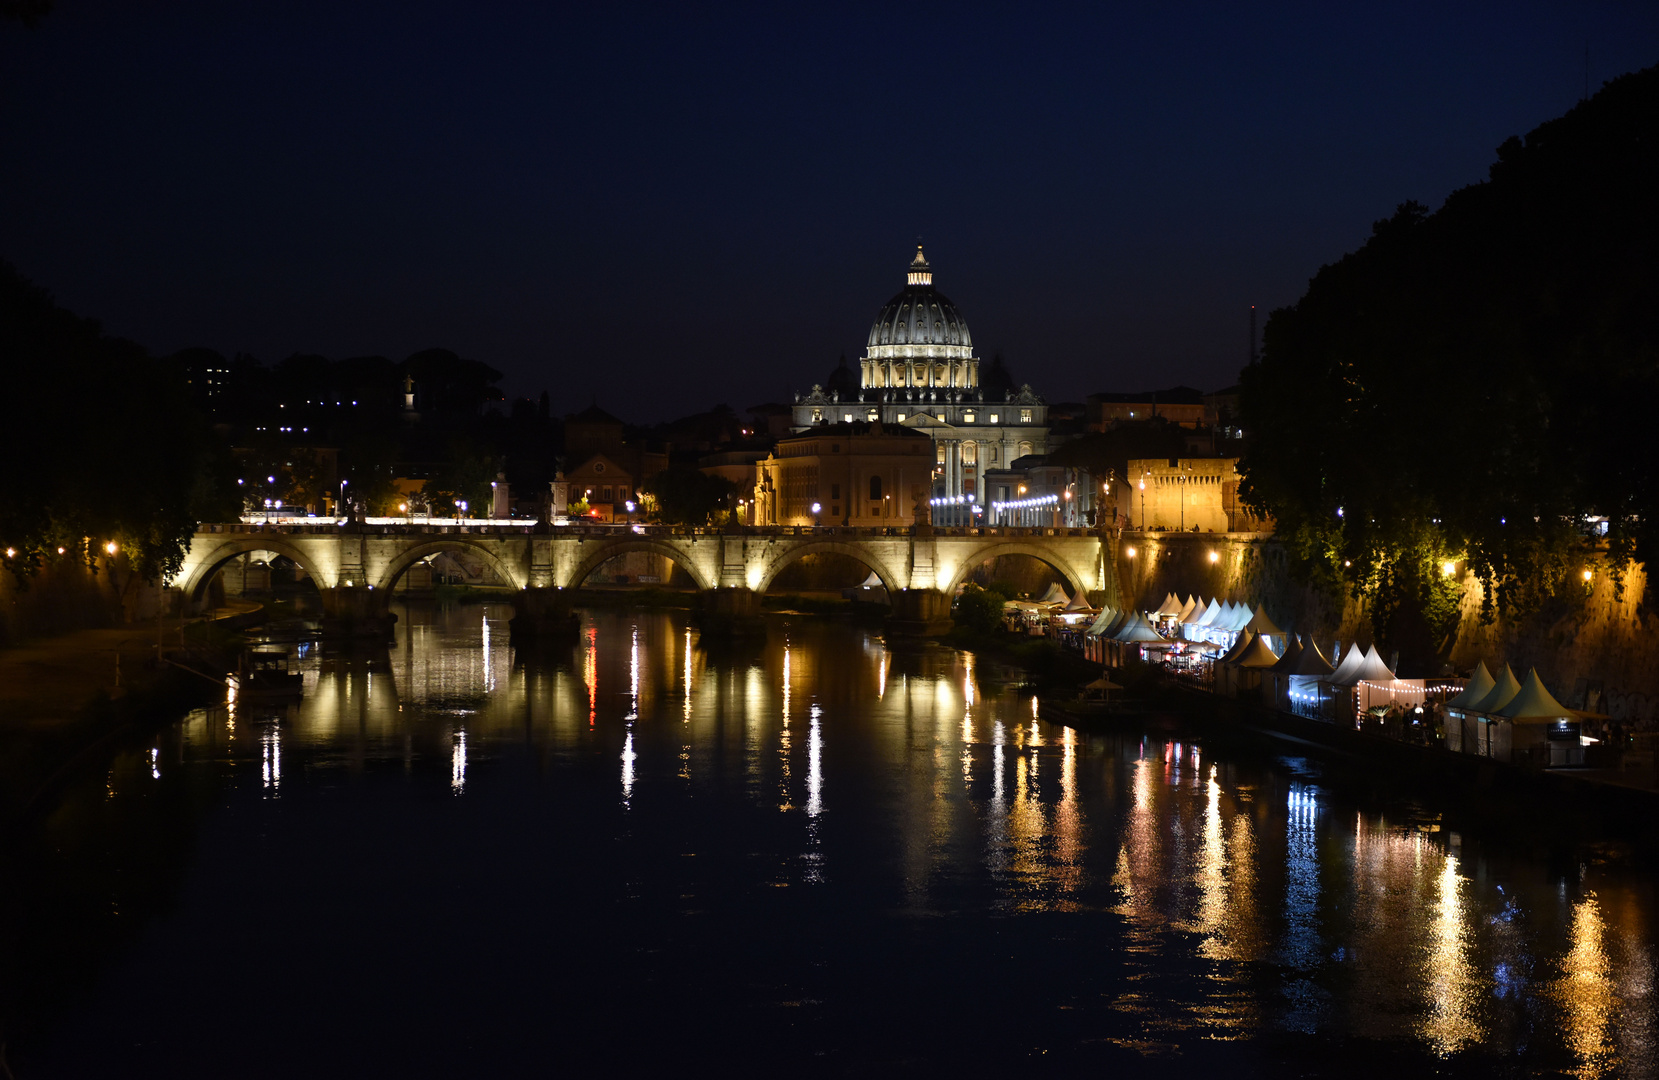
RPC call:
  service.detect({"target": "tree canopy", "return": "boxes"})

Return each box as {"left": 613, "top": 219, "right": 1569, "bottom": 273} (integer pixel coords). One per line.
{"left": 0, "top": 262, "right": 237, "bottom": 583}
{"left": 1239, "top": 66, "right": 1659, "bottom": 667}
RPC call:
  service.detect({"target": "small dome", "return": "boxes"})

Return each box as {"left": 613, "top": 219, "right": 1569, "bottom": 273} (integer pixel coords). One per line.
{"left": 824, "top": 354, "right": 859, "bottom": 399}
{"left": 866, "top": 246, "right": 973, "bottom": 358}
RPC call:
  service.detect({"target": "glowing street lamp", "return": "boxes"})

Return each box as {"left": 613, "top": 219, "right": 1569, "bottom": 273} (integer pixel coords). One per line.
{"left": 811, "top": 501, "right": 822, "bottom": 527}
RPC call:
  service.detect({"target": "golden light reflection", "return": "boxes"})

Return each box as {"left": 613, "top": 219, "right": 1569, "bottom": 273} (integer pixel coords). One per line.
{"left": 261, "top": 723, "right": 281, "bottom": 796}
{"left": 621, "top": 728, "right": 636, "bottom": 804}
{"left": 877, "top": 645, "right": 888, "bottom": 700}
{"left": 583, "top": 625, "right": 598, "bottom": 727}
{"left": 451, "top": 727, "right": 467, "bottom": 794}
{"left": 1421, "top": 854, "right": 1479, "bottom": 1055}
{"left": 1556, "top": 893, "right": 1616, "bottom": 1078}
{"left": 683, "top": 627, "right": 693, "bottom": 723}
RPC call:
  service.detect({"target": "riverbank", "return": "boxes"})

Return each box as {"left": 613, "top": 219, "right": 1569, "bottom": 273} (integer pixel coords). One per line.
{"left": 0, "top": 603, "right": 254, "bottom": 820}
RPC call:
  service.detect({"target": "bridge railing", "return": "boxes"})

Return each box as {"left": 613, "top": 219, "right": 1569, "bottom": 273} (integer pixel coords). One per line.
{"left": 194, "top": 521, "right": 1107, "bottom": 540}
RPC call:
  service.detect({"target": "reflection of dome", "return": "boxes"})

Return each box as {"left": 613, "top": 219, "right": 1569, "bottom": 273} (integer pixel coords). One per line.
{"left": 865, "top": 247, "right": 973, "bottom": 359}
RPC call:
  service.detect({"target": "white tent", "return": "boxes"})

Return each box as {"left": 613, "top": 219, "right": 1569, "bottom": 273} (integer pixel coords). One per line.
{"left": 1496, "top": 668, "right": 1573, "bottom": 722}
{"left": 1492, "top": 668, "right": 1580, "bottom": 766}
{"left": 1085, "top": 605, "right": 1119, "bottom": 636}
{"left": 1326, "top": 642, "right": 1367, "bottom": 686}
{"left": 1113, "top": 611, "right": 1167, "bottom": 643}
{"left": 1468, "top": 665, "right": 1522, "bottom": 715}
{"left": 1154, "top": 592, "right": 1185, "bottom": 617}
{"left": 1194, "top": 598, "right": 1222, "bottom": 627}
{"left": 1243, "top": 605, "right": 1285, "bottom": 637}
{"left": 1038, "top": 582, "right": 1069, "bottom": 605}
{"left": 1224, "top": 602, "right": 1253, "bottom": 632}
{"left": 1217, "top": 628, "right": 1257, "bottom": 666}
{"left": 1446, "top": 662, "right": 1496, "bottom": 711}
{"left": 1062, "top": 589, "right": 1094, "bottom": 613}
{"left": 1177, "top": 595, "right": 1198, "bottom": 622}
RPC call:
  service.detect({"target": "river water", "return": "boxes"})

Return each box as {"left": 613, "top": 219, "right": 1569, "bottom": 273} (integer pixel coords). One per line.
{"left": 12, "top": 604, "right": 1657, "bottom": 1076}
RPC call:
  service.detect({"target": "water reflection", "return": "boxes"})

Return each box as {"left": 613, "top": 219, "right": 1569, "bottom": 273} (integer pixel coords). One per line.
{"left": 18, "top": 602, "right": 1659, "bottom": 1076}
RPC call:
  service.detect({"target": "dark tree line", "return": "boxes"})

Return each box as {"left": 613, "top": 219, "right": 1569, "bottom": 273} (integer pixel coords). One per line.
{"left": 0, "top": 262, "right": 239, "bottom": 583}
{"left": 1240, "top": 65, "right": 1659, "bottom": 669}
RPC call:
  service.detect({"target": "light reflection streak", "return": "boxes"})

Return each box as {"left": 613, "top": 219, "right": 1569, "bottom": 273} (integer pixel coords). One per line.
{"left": 1556, "top": 893, "right": 1616, "bottom": 1077}
{"left": 261, "top": 723, "right": 281, "bottom": 796}
{"left": 683, "top": 627, "right": 693, "bottom": 723}
{"left": 451, "top": 728, "right": 467, "bottom": 794}
{"left": 803, "top": 703, "right": 823, "bottom": 882}
{"left": 149, "top": 747, "right": 160, "bottom": 780}
{"left": 626, "top": 625, "right": 639, "bottom": 721}
{"left": 1281, "top": 783, "right": 1324, "bottom": 1032}
{"left": 1421, "top": 852, "right": 1478, "bottom": 1054}
{"left": 621, "top": 728, "right": 636, "bottom": 804}
{"left": 583, "top": 625, "right": 598, "bottom": 727}
{"left": 481, "top": 612, "right": 492, "bottom": 692}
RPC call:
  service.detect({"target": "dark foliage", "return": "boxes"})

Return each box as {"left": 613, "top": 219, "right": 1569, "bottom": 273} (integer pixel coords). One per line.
{"left": 1240, "top": 66, "right": 1659, "bottom": 668}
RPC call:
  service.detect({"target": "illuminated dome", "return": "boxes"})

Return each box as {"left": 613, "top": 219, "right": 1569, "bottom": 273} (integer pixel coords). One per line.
{"left": 865, "top": 247, "right": 973, "bottom": 361}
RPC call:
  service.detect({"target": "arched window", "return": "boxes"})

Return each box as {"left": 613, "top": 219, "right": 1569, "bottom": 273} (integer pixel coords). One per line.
{"left": 869, "top": 475, "right": 882, "bottom": 500}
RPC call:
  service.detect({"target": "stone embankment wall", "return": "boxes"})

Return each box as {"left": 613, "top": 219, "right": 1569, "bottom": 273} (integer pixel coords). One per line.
{"left": 1113, "top": 532, "right": 1657, "bottom": 723}
{"left": 0, "top": 557, "right": 166, "bottom": 649}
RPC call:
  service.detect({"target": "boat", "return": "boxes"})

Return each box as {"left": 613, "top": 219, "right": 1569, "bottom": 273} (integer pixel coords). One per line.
{"left": 238, "top": 651, "right": 304, "bottom": 698}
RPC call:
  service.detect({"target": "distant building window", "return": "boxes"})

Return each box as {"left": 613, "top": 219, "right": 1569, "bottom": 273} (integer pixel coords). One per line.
{"left": 896, "top": 412, "right": 906, "bottom": 422}
{"left": 988, "top": 413, "right": 999, "bottom": 423}
{"left": 593, "top": 461, "right": 606, "bottom": 473}
{"left": 602, "top": 486, "right": 613, "bottom": 501}
{"left": 963, "top": 411, "right": 975, "bottom": 423}
{"left": 1020, "top": 409, "right": 1033, "bottom": 422}
{"left": 844, "top": 413, "right": 854, "bottom": 422}
{"left": 867, "top": 410, "right": 878, "bottom": 421}
{"left": 812, "top": 409, "right": 823, "bottom": 422}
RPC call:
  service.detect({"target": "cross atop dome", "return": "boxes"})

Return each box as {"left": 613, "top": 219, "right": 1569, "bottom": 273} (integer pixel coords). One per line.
{"left": 907, "top": 245, "right": 932, "bottom": 286}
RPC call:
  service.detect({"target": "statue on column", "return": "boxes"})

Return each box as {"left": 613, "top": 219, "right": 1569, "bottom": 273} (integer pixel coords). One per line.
{"left": 551, "top": 468, "right": 570, "bottom": 526}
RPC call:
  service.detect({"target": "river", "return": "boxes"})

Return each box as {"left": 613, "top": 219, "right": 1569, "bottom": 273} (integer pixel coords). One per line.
{"left": 9, "top": 604, "right": 1656, "bottom": 1077}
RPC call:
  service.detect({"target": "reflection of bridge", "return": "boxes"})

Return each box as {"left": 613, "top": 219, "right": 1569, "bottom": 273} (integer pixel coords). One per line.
{"left": 176, "top": 521, "right": 1118, "bottom": 636}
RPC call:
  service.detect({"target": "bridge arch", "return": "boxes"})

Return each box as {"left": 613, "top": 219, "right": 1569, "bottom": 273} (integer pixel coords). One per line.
{"left": 177, "top": 536, "right": 324, "bottom": 609}
{"left": 753, "top": 540, "right": 902, "bottom": 596}
{"left": 941, "top": 540, "right": 1093, "bottom": 600}
{"left": 376, "top": 539, "right": 527, "bottom": 592}
{"left": 566, "top": 538, "right": 716, "bottom": 592}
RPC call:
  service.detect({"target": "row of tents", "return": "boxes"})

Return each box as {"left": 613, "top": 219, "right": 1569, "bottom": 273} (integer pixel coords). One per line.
{"left": 1443, "top": 662, "right": 1584, "bottom": 766}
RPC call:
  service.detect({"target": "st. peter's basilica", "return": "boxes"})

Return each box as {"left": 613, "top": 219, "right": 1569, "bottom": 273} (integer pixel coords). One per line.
{"left": 792, "top": 247, "right": 1048, "bottom": 504}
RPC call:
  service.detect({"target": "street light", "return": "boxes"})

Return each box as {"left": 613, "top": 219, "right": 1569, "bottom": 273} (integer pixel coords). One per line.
{"left": 811, "top": 501, "right": 822, "bottom": 527}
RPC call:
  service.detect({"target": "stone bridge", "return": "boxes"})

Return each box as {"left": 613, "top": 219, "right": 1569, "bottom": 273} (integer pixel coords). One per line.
{"left": 175, "top": 521, "right": 1118, "bottom": 637}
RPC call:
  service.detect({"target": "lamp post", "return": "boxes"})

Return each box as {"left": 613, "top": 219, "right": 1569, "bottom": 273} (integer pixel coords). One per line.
{"left": 811, "top": 501, "right": 822, "bottom": 528}
{"left": 263, "top": 498, "right": 272, "bottom": 524}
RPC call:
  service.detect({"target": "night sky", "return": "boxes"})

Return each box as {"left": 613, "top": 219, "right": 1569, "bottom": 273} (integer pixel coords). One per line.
{"left": 4, "top": 3, "right": 1656, "bottom": 421}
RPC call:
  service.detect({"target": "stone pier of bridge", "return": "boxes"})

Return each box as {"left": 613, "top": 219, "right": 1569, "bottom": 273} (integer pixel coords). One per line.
{"left": 173, "top": 520, "right": 1120, "bottom": 640}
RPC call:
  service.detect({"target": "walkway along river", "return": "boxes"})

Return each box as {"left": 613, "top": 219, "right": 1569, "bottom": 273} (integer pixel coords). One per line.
{"left": 4, "top": 603, "right": 1655, "bottom": 1076}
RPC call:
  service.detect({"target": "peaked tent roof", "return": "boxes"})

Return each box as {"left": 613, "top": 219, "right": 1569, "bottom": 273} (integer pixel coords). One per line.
{"left": 1177, "top": 595, "right": 1198, "bottom": 622}
{"left": 1469, "top": 665, "right": 1522, "bottom": 714}
{"left": 1225, "top": 602, "right": 1253, "bottom": 632}
{"left": 855, "top": 570, "right": 883, "bottom": 588}
{"left": 1218, "top": 629, "right": 1258, "bottom": 665}
{"left": 1194, "top": 598, "right": 1223, "bottom": 627}
{"left": 1496, "top": 669, "right": 1573, "bottom": 721}
{"left": 1233, "top": 634, "right": 1283, "bottom": 668}
{"left": 1349, "top": 645, "right": 1398, "bottom": 684}
{"left": 1243, "top": 605, "right": 1286, "bottom": 636}
{"left": 1062, "top": 588, "right": 1093, "bottom": 612}
{"left": 1268, "top": 635, "right": 1305, "bottom": 673}
{"left": 1038, "top": 582, "right": 1069, "bottom": 605}
{"left": 1154, "top": 592, "right": 1185, "bottom": 616}
{"left": 1085, "top": 605, "right": 1117, "bottom": 635}
{"left": 1445, "top": 662, "right": 1496, "bottom": 711}
{"left": 1113, "top": 611, "right": 1167, "bottom": 643}
{"left": 1287, "top": 636, "right": 1336, "bottom": 677}
{"left": 1326, "top": 642, "right": 1367, "bottom": 684}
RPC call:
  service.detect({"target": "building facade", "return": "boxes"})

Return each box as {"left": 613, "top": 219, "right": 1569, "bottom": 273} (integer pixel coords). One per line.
{"left": 1121, "top": 457, "right": 1272, "bottom": 532}
{"left": 792, "top": 248, "right": 1048, "bottom": 505}
{"left": 752, "top": 422, "right": 932, "bottom": 527}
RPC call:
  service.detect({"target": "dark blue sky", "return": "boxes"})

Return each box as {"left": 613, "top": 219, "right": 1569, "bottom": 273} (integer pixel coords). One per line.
{"left": 3, "top": 2, "right": 1656, "bottom": 420}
